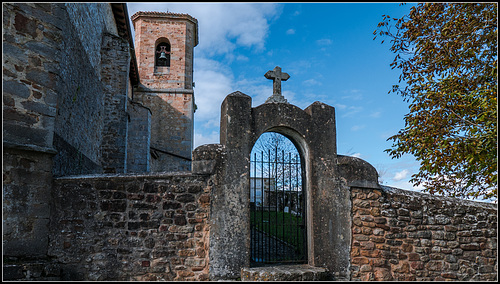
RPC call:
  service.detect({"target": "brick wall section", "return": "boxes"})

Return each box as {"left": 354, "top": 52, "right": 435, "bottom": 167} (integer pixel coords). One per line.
{"left": 132, "top": 13, "right": 197, "bottom": 90}
{"left": 350, "top": 185, "right": 497, "bottom": 281}
{"left": 47, "top": 173, "right": 211, "bottom": 281}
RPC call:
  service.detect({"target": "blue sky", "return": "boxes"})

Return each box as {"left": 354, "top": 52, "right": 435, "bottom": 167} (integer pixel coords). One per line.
{"left": 127, "top": 2, "right": 425, "bottom": 192}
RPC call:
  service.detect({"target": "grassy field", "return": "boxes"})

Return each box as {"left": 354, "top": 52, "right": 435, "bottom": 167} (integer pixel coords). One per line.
{"left": 250, "top": 210, "right": 305, "bottom": 252}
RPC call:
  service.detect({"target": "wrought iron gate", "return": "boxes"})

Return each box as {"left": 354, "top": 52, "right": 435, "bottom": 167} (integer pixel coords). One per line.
{"left": 250, "top": 149, "right": 306, "bottom": 265}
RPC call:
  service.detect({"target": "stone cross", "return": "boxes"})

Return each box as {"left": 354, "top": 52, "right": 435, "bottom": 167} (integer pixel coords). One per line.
{"left": 265, "top": 66, "right": 290, "bottom": 104}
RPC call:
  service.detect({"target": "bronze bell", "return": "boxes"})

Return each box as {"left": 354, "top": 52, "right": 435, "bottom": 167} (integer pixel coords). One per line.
{"left": 159, "top": 51, "right": 167, "bottom": 60}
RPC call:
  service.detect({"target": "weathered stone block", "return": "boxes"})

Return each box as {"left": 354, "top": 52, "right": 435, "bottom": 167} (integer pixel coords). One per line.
{"left": 3, "top": 79, "right": 31, "bottom": 99}
{"left": 176, "top": 194, "right": 194, "bottom": 203}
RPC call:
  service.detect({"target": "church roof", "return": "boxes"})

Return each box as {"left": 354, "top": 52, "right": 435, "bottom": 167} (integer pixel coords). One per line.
{"left": 111, "top": 3, "right": 140, "bottom": 86}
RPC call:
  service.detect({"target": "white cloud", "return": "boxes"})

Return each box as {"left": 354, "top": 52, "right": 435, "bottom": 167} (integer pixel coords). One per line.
{"left": 341, "top": 89, "right": 364, "bottom": 100}
{"left": 302, "top": 78, "right": 322, "bottom": 86}
{"left": 234, "top": 78, "right": 273, "bottom": 106}
{"left": 341, "top": 106, "right": 363, "bottom": 118}
{"left": 393, "top": 169, "right": 409, "bottom": 181}
{"left": 194, "top": 131, "right": 220, "bottom": 148}
{"left": 316, "top": 38, "right": 332, "bottom": 46}
{"left": 351, "top": 125, "right": 365, "bottom": 131}
{"left": 370, "top": 111, "right": 381, "bottom": 118}
{"left": 128, "top": 3, "right": 281, "bottom": 56}
{"left": 352, "top": 153, "right": 362, "bottom": 158}
{"left": 236, "top": 55, "right": 249, "bottom": 61}
{"left": 193, "top": 58, "right": 234, "bottom": 127}
{"left": 389, "top": 179, "right": 425, "bottom": 192}
{"left": 287, "top": 60, "right": 312, "bottom": 76}
{"left": 334, "top": 103, "right": 347, "bottom": 110}
{"left": 286, "top": 28, "right": 295, "bottom": 35}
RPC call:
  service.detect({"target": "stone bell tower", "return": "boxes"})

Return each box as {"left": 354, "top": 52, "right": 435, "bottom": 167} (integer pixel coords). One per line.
{"left": 131, "top": 11, "right": 198, "bottom": 172}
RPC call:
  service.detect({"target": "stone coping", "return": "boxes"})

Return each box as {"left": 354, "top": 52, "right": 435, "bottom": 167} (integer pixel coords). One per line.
{"left": 53, "top": 170, "right": 200, "bottom": 181}
{"left": 241, "top": 264, "right": 329, "bottom": 281}
{"left": 380, "top": 185, "right": 498, "bottom": 209}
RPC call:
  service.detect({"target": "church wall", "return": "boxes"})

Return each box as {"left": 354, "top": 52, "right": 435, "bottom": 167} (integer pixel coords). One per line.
{"left": 127, "top": 101, "right": 152, "bottom": 173}
{"left": 3, "top": 3, "right": 61, "bottom": 151}
{"left": 133, "top": 90, "right": 193, "bottom": 172}
{"left": 53, "top": 3, "right": 126, "bottom": 176}
{"left": 3, "top": 3, "right": 137, "bottom": 280}
{"left": 2, "top": 148, "right": 54, "bottom": 260}
{"left": 3, "top": 3, "right": 62, "bottom": 268}
{"left": 100, "top": 32, "right": 131, "bottom": 173}
{"left": 350, "top": 186, "right": 497, "bottom": 281}
{"left": 64, "top": 3, "right": 118, "bottom": 79}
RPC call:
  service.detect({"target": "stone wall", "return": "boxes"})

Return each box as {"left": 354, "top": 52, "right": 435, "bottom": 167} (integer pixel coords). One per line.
{"left": 100, "top": 32, "right": 131, "bottom": 173}
{"left": 350, "top": 185, "right": 497, "bottom": 281}
{"left": 127, "top": 101, "right": 152, "bottom": 173}
{"left": 3, "top": 145, "right": 497, "bottom": 281}
{"left": 64, "top": 3, "right": 118, "bottom": 75}
{"left": 2, "top": 148, "right": 54, "bottom": 259}
{"left": 53, "top": 3, "right": 124, "bottom": 176}
{"left": 45, "top": 172, "right": 211, "bottom": 281}
{"left": 3, "top": 3, "right": 61, "bottom": 151}
{"left": 133, "top": 90, "right": 193, "bottom": 172}
{"left": 3, "top": 3, "right": 61, "bottom": 272}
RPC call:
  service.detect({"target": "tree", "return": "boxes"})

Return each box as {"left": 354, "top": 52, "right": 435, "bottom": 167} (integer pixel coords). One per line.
{"left": 374, "top": 3, "right": 497, "bottom": 201}
{"left": 251, "top": 132, "right": 301, "bottom": 186}
{"left": 251, "top": 132, "right": 302, "bottom": 211}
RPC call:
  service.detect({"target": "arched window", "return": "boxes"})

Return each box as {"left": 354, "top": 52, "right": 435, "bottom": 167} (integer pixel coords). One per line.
{"left": 155, "top": 41, "right": 170, "bottom": 67}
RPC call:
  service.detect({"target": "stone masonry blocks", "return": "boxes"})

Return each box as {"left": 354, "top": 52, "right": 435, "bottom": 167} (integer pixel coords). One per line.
{"left": 350, "top": 185, "right": 497, "bottom": 281}
{"left": 49, "top": 172, "right": 212, "bottom": 281}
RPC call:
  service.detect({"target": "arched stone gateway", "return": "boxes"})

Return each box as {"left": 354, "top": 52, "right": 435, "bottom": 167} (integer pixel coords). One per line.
{"left": 200, "top": 90, "right": 371, "bottom": 280}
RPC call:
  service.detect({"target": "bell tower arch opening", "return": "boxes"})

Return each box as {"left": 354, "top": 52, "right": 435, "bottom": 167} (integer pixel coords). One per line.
{"left": 154, "top": 37, "right": 171, "bottom": 69}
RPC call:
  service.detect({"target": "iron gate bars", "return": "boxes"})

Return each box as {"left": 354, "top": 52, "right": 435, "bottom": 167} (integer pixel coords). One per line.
{"left": 250, "top": 149, "right": 306, "bottom": 265}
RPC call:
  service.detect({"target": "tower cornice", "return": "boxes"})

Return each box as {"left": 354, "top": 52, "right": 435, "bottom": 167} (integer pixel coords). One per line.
{"left": 131, "top": 11, "right": 198, "bottom": 25}
{"left": 131, "top": 11, "right": 198, "bottom": 47}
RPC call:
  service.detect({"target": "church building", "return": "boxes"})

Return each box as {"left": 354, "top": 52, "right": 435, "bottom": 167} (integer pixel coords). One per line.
{"left": 3, "top": 3, "right": 198, "bottom": 279}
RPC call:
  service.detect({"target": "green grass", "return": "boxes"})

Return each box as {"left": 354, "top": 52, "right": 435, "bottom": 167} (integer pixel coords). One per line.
{"left": 250, "top": 210, "right": 305, "bottom": 252}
